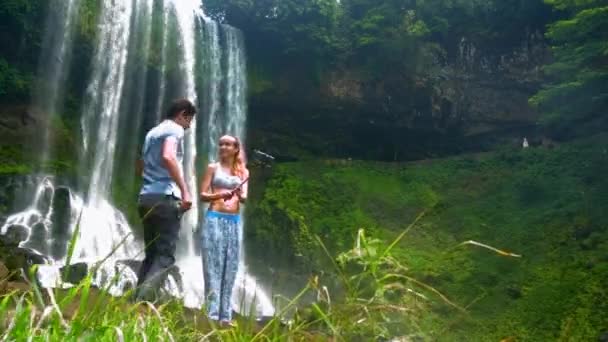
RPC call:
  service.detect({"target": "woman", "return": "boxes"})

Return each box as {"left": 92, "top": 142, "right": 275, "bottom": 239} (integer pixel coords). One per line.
{"left": 199, "top": 135, "right": 249, "bottom": 325}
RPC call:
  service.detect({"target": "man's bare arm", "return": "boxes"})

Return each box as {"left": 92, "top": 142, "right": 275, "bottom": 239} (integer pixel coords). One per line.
{"left": 161, "top": 138, "right": 191, "bottom": 209}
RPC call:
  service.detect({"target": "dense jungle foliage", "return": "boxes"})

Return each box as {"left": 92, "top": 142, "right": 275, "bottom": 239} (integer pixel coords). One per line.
{"left": 0, "top": 0, "right": 607, "bottom": 340}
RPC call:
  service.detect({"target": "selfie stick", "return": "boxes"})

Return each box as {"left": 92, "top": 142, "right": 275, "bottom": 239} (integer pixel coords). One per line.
{"left": 223, "top": 150, "right": 275, "bottom": 201}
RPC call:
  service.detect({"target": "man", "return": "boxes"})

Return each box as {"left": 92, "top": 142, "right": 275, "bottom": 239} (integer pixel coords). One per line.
{"left": 134, "top": 98, "right": 195, "bottom": 302}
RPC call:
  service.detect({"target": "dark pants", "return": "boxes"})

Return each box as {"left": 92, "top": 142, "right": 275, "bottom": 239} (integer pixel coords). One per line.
{"left": 134, "top": 194, "right": 182, "bottom": 302}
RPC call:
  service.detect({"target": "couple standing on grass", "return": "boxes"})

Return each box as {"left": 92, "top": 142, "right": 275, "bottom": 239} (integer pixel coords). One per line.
{"left": 134, "top": 98, "right": 248, "bottom": 327}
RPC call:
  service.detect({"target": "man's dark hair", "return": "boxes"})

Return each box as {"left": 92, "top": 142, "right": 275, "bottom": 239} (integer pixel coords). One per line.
{"left": 166, "top": 98, "right": 196, "bottom": 119}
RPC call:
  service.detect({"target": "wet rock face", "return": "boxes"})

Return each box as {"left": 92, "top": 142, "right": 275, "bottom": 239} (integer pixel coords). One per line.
{"left": 60, "top": 262, "right": 89, "bottom": 284}
{"left": 431, "top": 32, "right": 550, "bottom": 139}
{"left": 50, "top": 186, "right": 72, "bottom": 260}
{"left": 249, "top": 33, "right": 551, "bottom": 161}
{"left": 0, "top": 237, "right": 49, "bottom": 280}
{"left": 0, "top": 175, "right": 37, "bottom": 215}
{"left": 2, "top": 225, "right": 29, "bottom": 246}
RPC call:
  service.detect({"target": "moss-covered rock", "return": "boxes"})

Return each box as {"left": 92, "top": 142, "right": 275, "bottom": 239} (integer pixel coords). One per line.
{"left": 248, "top": 32, "right": 551, "bottom": 162}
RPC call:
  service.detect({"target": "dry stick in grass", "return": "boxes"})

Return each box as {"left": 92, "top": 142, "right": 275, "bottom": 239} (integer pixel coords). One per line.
{"left": 136, "top": 317, "right": 149, "bottom": 342}
{"left": 28, "top": 306, "right": 36, "bottom": 336}
{"left": 438, "top": 290, "right": 488, "bottom": 337}
{"left": 381, "top": 210, "right": 427, "bottom": 259}
{"left": 142, "top": 301, "right": 176, "bottom": 342}
{"left": 32, "top": 306, "right": 54, "bottom": 335}
{"left": 46, "top": 287, "right": 68, "bottom": 328}
{"left": 458, "top": 240, "right": 522, "bottom": 258}
{"left": 114, "top": 326, "right": 125, "bottom": 342}
{"left": 405, "top": 275, "right": 466, "bottom": 313}
{"left": 20, "top": 267, "right": 44, "bottom": 307}
{"left": 385, "top": 273, "right": 466, "bottom": 313}
{"left": 312, "top": 303, "right": 342, "bottom": 341}
{"left": 1, "top": 293, "right": 26, "bottom": 341}
{"left": 315, "top": 236, "right": 352, "bottom": 294}
{"left": 200, "top": 330, "right": 217, "bottom": 340}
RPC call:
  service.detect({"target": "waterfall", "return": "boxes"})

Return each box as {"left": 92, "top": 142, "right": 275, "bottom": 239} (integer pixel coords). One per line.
{"left": 1, "top": 0, "right": 275, "bottom": 318}
{"left": 81, "top": 0, "right": 134, "bottom": 207}
{"left": 33, "top": 0, "right": 80, "bottom": 167}
{"left": 224, "top": 26, "right": 248, "bottom": 141}
{"left": 202, "top": 20, "right": 222, "bottom": 162}
{"left": 169, "top": 0, "right": 204, "bottom": 308}
{"left": 155, "top": 5, "right": 171, "bottom": 123}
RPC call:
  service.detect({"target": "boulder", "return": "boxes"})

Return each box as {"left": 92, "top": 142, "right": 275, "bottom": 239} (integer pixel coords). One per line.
{"left": 1, "top": 224, "right": 29, "bottom": 246}
{"left": 60, "top": 262, "right": 89, "bottom": 284}
{"left": 0, "top": 240, "right": 48, "bottom": 279}
{"left": 21, "top": 222, "right": 48, "bottom": 255}
{"left": 29, "top": 178, "right": 55, "bottom": 216}
{"left": 51, "top": 186, "right": 71, "bottom": 237}
{"left": 19, "top": 247, "right": 48, "bottom": 267}
{"left": 50, "top": 186, "right": 72, "bottom": 260}
{"left": 116, "top": 259, "right": 142, "bottom": 274}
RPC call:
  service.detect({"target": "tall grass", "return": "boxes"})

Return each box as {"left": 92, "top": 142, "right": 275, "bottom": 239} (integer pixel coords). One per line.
{"left": 0, "top": 209, "right": 513, "bottom": 341}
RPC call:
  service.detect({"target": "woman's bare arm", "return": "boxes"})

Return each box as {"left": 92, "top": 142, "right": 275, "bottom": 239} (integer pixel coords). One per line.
{"left": 199, "top": 164, "right": 232, "bottom": 202}
{"left": 237, "top": 168, "right": 249, "bottom": 203}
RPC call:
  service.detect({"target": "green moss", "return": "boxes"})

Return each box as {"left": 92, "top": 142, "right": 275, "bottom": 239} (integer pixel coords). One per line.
{"left": 248, "top": 64, "right": 275, "bottom": 96}
{"left": 0, "top": 145, "right": 31, "bottom": 175}
{"left": 247, "top": 134, "right": 608, "bottom": 340}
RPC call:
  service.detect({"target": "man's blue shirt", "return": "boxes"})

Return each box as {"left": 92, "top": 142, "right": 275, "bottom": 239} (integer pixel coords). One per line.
{"left": 139, "top": 120, "right": 185, "bottom": 199}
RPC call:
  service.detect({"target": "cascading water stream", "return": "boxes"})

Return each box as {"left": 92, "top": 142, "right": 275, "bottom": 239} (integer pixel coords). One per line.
{"left": 33, "top": 0, "right": 81, "bottom": 166}
{"left": 80, "top": 0, "right": 132, "bottom": 205}
{"left": 77, "top": 0, "right": 140, "bottom": 266}
{"left": 155, "top": 5, "right": 171, "bottom": 123}
{"left": 224, "top": 26, "right": 248, "bottom": 141}
{"left": 1, "top": 0, "right": 274, "bottom": 318}
{"left": 169, "top": 0, "right": 206, "bottom": 308}
{"left": 203, "top": 20, "right": 223, "bottom": 162}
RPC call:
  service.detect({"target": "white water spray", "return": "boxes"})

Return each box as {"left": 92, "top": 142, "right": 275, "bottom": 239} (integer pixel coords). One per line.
{"left": 81, "top": 0, "right": 133, "bottom": 206}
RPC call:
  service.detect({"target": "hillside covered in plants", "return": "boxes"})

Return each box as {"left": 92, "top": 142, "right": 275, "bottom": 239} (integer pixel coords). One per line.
{"left": 0, "top": 0, "right": 607, "bottom": 340}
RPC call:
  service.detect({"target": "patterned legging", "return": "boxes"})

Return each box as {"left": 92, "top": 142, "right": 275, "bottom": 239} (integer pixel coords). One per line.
{"left": 201, "top": 211, "right": 240, "bottom": 322}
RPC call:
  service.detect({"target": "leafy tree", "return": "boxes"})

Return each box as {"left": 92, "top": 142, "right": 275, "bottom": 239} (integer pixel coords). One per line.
{"left": 0, "top": 58, "right": 31, "bottom": 100}
{"left": 204, "top": 0, "right": 343, "bottom": 61}
{"left": 530, "top": 0, "right": 608, "bottom": 130}
{"left": 0, "top": 0, "right": 44, "bottom": 101}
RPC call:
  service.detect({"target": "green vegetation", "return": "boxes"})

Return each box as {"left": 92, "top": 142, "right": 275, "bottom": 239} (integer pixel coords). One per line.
{"left": 0, "top": 0, "right": 43, "bottom": 102}
{"left": 1, "top": 0, "right": 607, "bottom": 340}
{"left": 531, "top": 0, "right": 608, "bottom": 131}
{"left": 0, "top": 58, "right": 32, "bottom": 100}
{"left": 0, "top": 217, "right": 464, "bottom": 341}
{"left": 205, "top": 0, "right": 552, "bottom": 67}
{"left": 247, "top": 134, "right": 608, "bottom": 340}
{"left": 5, "top": 135, "right": 605, "bottom": 340}
{"left": 0, "top": 145, "right": 31, "bottom": 175}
